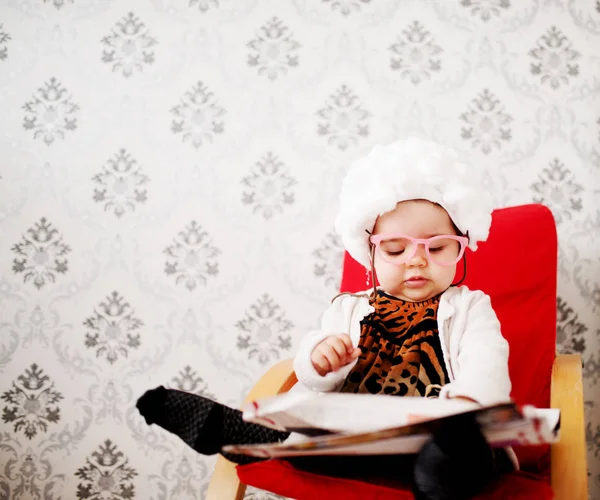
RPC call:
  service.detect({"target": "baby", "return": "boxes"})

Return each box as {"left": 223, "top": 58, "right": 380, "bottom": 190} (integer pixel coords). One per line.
{"left": 137, "top": 139, "right": 515, "bottom": 499}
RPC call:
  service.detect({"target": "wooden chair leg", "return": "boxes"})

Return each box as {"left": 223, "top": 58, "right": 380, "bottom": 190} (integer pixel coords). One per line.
{"left": 551, "top": 354, "right": 588, "bottom": 500}
{"left": 206, "top": 456, "right": 247, "bottom": 500}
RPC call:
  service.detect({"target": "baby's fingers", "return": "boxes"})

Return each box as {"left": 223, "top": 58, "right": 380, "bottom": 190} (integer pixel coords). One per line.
{"left": 337, "top": 334, "right": 355, "bottom": 353}
{"left": 311, "top": 352, "right": 331, "bottom": 376}
{"left": 324, "top": 347, "right": 342, "bottom": 372}
{"left": 329, "top": 337, "right": 349, "bottom": 359}
{"left": 340, "top": 346, "right": 361, "bottom": 366}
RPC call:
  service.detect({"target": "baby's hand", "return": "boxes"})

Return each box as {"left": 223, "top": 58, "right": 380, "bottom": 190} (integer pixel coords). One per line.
{"left": 311, "top": 334, "right": 361, "bottom": 376}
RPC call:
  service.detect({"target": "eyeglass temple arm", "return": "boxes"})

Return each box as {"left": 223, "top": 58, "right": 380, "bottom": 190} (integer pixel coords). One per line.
{"left": 364, "top": 230, "right": 378, "bottom": 298}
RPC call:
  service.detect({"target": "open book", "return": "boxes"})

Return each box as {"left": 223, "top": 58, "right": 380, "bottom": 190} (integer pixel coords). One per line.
{"left": 223, "top": 392, "right": 560, "bottom": 459}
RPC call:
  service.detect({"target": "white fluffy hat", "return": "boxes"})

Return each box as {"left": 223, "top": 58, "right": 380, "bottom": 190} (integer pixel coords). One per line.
{"left": 334, "top": 138, "right": 494, "bottom": 268}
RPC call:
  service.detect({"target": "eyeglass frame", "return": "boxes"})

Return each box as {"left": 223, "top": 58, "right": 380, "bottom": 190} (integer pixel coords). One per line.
{"left": 368, "top": 233, "right": 469, "bottom": 267}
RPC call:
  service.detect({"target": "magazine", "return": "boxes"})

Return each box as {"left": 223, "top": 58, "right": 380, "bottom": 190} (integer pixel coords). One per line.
{"left": 222, "top": 392, "right": 560, "bottom": 459}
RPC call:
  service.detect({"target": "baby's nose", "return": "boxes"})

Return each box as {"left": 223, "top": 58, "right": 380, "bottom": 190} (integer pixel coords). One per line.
{"left": 409, "top": 244, "right": 428, "bottom": 263}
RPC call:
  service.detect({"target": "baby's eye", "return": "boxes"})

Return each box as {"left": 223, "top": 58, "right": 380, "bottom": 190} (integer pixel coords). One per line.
{"left": 429, "top": 246, "right": 446, "bottom": 253}
{"left": 384, "top": 249, "right": 405, "bottom": 256}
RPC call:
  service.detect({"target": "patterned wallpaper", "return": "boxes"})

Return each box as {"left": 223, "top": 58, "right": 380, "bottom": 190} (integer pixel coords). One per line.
{"left": 0, "top": 1, "right": 599, "bottom": 499}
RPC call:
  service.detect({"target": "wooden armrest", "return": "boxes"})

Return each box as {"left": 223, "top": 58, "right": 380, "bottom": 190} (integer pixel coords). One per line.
{"left": 244, "top": 358, "right": 297, "bottom": 401}
{"left": 551, "top": 354, "right": 587, "bottom": 500}
{"left": 206, "top": 359, "right": 296, "bottom": 500}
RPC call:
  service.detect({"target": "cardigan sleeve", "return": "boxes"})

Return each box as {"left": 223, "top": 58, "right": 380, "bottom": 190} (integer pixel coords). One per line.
{"left": 439, "top": 290, "right": 512, "bottom": 406}
{"left": 293, "top": 295, "right": 360, "bottom": 393}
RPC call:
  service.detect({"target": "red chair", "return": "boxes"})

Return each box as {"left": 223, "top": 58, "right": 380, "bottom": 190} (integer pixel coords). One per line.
{"left": 206, "top": 204, "right": 587, "bottom": 500}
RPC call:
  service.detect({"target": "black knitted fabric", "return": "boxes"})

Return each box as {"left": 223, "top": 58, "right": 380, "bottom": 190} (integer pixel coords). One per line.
{"left": 219, "top": 404, "right": 290, "bottom": 464}
{"left": 136, "top": 386, "right": 289, "bottom": 464}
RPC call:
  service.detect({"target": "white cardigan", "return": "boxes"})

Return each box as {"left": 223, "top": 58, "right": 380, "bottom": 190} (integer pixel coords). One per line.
{"left": 293, "top": 286, "right": 512, "bottom": 407}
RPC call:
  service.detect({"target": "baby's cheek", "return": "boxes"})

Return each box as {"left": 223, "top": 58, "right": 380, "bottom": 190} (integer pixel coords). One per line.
{"left": 438, "top": 265, "right": 458, "bottom": 287}
{"left": 374, "top": 262, "right": 404, "bottom": 286}
{"left": 421, "top": 268, "right": 454, "bottom": 296}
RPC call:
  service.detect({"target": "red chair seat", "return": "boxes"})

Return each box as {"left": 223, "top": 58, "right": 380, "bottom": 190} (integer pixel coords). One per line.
{"left": 238, "top": 459, "right": 553, "bottom": 500}
{"left": 237, "top": 204, "right": 557, "bottom": 499}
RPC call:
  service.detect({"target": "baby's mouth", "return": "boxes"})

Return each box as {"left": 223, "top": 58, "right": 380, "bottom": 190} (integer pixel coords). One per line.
{"left": 405, "top": 276, "right": 429, "bottom": 288}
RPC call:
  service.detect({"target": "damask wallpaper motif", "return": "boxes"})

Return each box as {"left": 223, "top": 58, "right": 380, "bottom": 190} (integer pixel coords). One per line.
{"left": 0, "top": 1, "right": 599, "bottom": 499}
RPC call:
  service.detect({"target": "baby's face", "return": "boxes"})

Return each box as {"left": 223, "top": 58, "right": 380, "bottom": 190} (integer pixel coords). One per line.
{"left": 371, "top": 200, "right": 460, "bottom": 302}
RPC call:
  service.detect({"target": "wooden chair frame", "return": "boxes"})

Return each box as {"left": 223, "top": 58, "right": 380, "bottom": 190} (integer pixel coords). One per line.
{"left": 206, "top": 354, "right": 587, "bottom": 500}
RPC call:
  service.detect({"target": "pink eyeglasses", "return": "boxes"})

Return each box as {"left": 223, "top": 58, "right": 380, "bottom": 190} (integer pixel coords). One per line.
{"left": 369, "top": 234, "right": 468, "bottom": 267}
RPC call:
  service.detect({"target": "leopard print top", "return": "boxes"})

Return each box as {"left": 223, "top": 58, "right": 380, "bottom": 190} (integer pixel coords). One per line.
{"left": 340, "top": 290, "right": 449, "bottom": 397}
